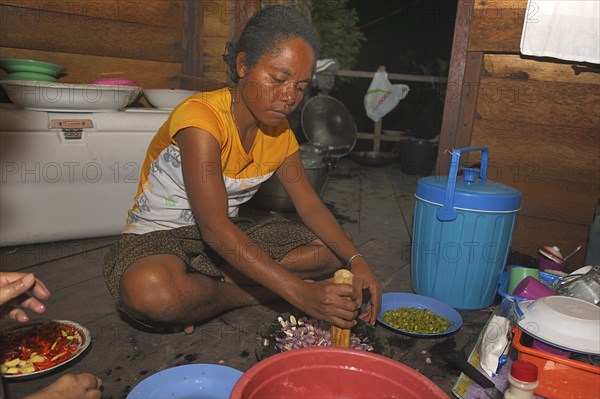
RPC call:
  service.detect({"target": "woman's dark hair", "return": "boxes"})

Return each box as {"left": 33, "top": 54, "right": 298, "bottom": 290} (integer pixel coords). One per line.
{"left": 223, "top": 5, "right": 320, "bottom": 83}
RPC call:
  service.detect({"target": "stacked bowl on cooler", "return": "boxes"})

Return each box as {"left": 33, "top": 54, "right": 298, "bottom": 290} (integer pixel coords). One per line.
{"left": 0, "top": 58, "right": 66, "bottom": 82}
{"left": 0, "top": 60, "right": 144, "bottom": 112}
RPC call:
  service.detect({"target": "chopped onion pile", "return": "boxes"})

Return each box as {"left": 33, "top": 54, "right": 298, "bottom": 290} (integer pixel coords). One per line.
{"left": 262, "top": 315, "right": 374, "bottom": 352}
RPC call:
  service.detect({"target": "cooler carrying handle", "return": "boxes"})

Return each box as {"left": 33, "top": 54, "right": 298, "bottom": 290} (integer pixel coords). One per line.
{"left": 437, "top": 146, "right": 489, "bottom": 221}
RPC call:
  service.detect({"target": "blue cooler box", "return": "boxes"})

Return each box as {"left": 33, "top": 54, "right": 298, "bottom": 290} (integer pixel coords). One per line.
{"left": 411, "top": 147, "right": 522, "bottom": 310}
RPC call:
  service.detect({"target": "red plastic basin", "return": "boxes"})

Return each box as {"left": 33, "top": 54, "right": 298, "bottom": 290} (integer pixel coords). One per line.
{"left": 230, "top": 347, "right": 448, "bottom": 399}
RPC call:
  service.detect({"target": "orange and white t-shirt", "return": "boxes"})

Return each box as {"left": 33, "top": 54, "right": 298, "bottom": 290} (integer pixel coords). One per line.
{"left": 124, "top": 88, "right": 299, "bottom": 234}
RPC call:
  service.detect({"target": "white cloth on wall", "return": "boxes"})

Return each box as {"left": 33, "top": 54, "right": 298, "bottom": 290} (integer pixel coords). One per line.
{"left": 520, "top": 0, "right": 600, "bottom": 64}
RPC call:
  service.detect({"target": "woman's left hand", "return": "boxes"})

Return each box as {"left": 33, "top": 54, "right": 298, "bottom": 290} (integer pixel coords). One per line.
{"left": 350, "top": 260, "right": 382, "bottom": 326}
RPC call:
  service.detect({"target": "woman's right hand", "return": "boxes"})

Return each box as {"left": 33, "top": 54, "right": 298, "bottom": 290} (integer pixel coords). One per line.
{"left": 298, "top": 279, "right": 361, "bottom": 329}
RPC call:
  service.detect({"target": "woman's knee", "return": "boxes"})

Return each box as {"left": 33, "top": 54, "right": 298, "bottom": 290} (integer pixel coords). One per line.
{"left": 119, "top": 257, "right": 187, "bottom": 321}
{"left": 312, "top": 239, "right": 341, "bottom": 268}
{"left": 279, "top": 239, "right": 342, "bottom": 278}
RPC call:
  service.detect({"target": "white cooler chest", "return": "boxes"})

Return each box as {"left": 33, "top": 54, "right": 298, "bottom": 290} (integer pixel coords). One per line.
{"left": 0, "top": 104, "right": 170, "bottom": 246}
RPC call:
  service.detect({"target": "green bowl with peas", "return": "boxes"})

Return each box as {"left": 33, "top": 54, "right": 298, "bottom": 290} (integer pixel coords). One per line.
{"left": 377, "top": 292, "right": 463, "bottom": 336}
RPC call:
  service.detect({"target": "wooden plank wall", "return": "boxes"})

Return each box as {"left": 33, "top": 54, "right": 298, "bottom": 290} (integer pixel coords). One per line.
{"left": 0, "top": 0, "right": 228, "bottom": 94}
{"left": 0, "top": 0, "right": 312, "bottom": 97}
{"left": 460, "top": 0, "right": 599, "bottom": 268}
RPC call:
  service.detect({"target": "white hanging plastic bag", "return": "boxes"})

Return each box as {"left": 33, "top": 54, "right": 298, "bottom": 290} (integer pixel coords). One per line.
{"left": 364, "top": 71, "right": 410, "bottom": 122}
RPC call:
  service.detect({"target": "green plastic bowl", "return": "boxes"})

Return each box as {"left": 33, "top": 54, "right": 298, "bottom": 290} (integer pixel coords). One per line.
{"left": 0, "top": 59, "right": 66, "bottom": 76}
{"left": 2, "top": 71, "right": 58, "bottom": 82}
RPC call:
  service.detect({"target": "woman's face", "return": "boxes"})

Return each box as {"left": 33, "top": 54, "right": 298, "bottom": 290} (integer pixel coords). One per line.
{"left": 238, "top": 37, "right": 314, "bottom": 127}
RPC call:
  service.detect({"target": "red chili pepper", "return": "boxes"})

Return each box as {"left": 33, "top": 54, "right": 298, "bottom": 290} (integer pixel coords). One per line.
{"left": 55, "top": 340, "right": 66, "bottom": 352}
{"left": 19, "top": 345, "right": 32, "bottom": 357}
{"left": 37, "top": 339, "right": 51, "bottom": 355}
{"left": 34, "top": 360, "right": 54, "bottom": 371}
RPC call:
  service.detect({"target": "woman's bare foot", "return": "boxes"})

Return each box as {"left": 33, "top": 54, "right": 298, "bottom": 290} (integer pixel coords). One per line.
{"left": 183, "top": 325, "right": 195, "bottom": 334}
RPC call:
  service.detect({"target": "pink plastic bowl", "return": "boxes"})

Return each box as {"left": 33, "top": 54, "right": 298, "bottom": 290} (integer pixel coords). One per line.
{"left": 513, "top": 276, "right": 558, "bottom": 300}
{"left": 230, "top": 347, "right": 448, "bottom": 399}
{"left": 92, "top": 78, "right": 138, "bottom": 86}
{"left": 538, "top": 254, "right": 566, "bottom": 273}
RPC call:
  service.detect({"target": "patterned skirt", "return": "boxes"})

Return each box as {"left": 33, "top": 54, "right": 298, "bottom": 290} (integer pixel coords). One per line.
{"left": 103, "top": 217, "right": 317, "bottom": 304}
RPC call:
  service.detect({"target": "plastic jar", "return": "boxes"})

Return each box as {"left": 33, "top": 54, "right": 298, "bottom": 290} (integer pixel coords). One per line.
{"left": 504, "top": 360, "right": 538, "bottom": 399}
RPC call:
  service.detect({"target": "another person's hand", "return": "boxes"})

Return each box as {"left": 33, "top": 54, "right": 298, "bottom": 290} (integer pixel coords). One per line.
{"left": 0, "top": 273, "right": 102, "bottom": 397}
{"left": 23, "top": 373, "right": 103, "bottom": 399}
{"left": 0, "top": 272, "right": 50, "bottom": 322}
{"left": 0, "top": 274, "right": 103, "bottom": 398}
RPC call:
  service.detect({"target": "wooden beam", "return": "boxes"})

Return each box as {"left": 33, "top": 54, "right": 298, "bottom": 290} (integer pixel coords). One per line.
{"left": 233, "top": 0, "right": 260, "bottom": 40}
{"left": 512, "top": 215, "right": 590, "bottom": 269}
{"left": 373, "top": 120, "right": 382, "bottom": 152}
{"left": 0, "top": 3, "right": 180, "bottom": 62}
{"left": 483, "top": 54, "right": 600, "bottom": 85}
{"left": 471, "top": 119, "right": 599, "bottom": 187}
{"left": 336, "top": 70, "right": 447, "bottom": 83}
{"left": 356, "top": 133, "right": 409, "bottom": 143}
{"left": 453, "top": 51, "right": 484, "bottom": 162}
{"left": 181, "top": 0, "right": 203, "bottom": 89}
{"left": 477, "top": 76, "right": 599, "bottom": 130}
{"left": 0, "top": 0, "right": 183, "bottom": 26}
{"left": 436, "top": 0, "right": 474, "bottom": 173}
{"left": 0, "top": 47, "right": 182, "bottom": 88}
{"left": 469, "top": 0, "right": 527, "bottom": 52}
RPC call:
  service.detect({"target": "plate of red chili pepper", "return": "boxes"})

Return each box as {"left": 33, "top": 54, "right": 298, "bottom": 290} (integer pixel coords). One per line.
{"left": 0, "top": 320, "right": 90, "bottom": 378}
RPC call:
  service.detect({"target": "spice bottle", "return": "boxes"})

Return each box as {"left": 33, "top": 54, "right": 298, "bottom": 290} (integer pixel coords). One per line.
{"left": 503, "top": 360, "right": 538, "bottom": 399}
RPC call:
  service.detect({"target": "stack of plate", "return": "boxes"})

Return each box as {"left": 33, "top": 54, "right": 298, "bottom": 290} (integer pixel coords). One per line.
{"left": 517, "top": 295, "right": 600, "bottom": 354}
{"left": 0, "top": 58, "right": 66, "bottom": 82}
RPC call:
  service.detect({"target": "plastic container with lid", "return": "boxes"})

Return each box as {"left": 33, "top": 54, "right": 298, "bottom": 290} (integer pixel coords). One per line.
{"left": 504, "top": 360, "right": 538, "bottom": 399}
{"left": 411, "top": 147, "right": 522, "bottom": 309}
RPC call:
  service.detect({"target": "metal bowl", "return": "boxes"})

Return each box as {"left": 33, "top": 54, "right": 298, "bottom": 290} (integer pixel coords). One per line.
{"left": 300, "top": 95, "right": 357, "bottom": 158}
{"left": 251, "top": 159, "right": 327, "bottom": 213}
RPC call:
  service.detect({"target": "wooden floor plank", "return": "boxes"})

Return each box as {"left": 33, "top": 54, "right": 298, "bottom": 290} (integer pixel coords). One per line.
{"left": 1, "top": 236, "right": 119, "bottom": 272}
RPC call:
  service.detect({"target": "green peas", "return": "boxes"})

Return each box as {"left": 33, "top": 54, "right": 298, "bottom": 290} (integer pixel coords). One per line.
{"left": 382, "top": 307, "right": 453, "bottom": 334}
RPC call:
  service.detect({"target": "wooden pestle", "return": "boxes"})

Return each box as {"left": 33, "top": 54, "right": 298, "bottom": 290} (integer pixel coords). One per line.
{"left": 331, "top": 269, "right": 354, "bottom": 348}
